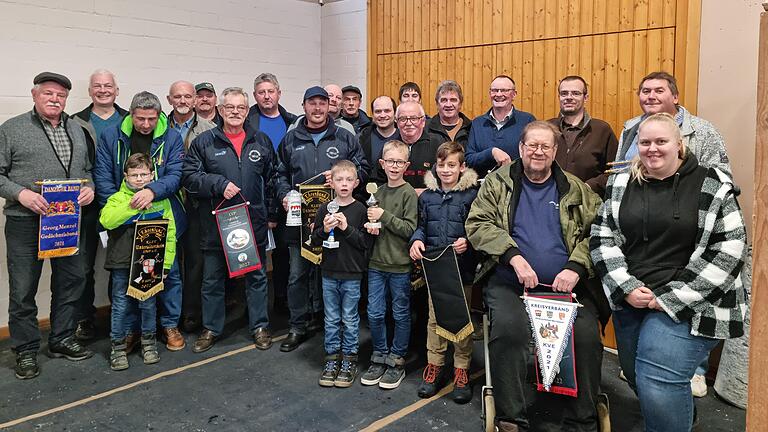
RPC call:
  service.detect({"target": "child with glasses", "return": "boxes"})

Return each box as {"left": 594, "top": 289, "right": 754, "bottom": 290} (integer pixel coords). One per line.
{"left": 100, "top": 153, "right": 177, "bottom": 371}
{"left": 361, "top": 140, "right": 419, "bottom": 390}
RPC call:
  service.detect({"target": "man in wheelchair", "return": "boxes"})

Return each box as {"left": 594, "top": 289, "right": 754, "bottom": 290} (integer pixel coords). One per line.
{"left": 466, "top": 121, "right": 610, "bottom": 431}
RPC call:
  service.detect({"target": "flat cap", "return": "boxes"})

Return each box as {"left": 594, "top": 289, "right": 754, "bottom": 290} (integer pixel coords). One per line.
{"left": 195, "top": 82, "right": 216, "bottom": 93}
{"left": 33, "top": 72, "right": 72, "bottom": 90}
{"left": 341, "top": 85, "right": 362, "bottom": 97}
{"left": 303, "top": 86, "right": 329, "bottom": 101}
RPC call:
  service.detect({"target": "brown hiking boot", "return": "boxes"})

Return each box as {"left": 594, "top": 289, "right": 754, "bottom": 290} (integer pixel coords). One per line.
{"left": 163, "top": 327, "right": 186, "bottom": 351}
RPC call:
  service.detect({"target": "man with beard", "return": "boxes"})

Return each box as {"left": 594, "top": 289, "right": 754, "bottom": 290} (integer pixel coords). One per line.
{"left": 427, "top": 80, "right": 472, "bottom": 148}
{"left": 194, "top": 82, "right": 223, "bottom": 126}
{"left": 465, "top": 75, "right": 535, "bottom": 178}
{"left": 340, "top": 85, "right": 371, "bottom": 134}
{"left": 547, "top": 75, "right": 617, "bottom": 197}
{"left": 167, "top": 81, "right": 215, "bottom": 150}
{"left": 71, "top": 69, "right": 128, "bottom": 340}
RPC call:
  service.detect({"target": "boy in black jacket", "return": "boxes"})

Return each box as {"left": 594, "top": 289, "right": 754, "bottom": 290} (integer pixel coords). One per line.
{"left": 311, "top": 160, "right": 372, "bottom": 388}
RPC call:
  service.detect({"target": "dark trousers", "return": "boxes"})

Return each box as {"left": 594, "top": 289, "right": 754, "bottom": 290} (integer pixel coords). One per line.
{"left": 181, "top": 200, "right": 203, "bottom": 322}
{"left": 201, "top": 245, "right": 269, "bottom": 336}
{"left": 76, "top": 202, "right": 99, "bottom": 323}
{"left": 5, "top": 215, "right": 86, "bottom": 353}
{"left": 486, "top": 273, "right": 602, "bottom": 432}
{"left": 287, "top": 244, "right": 321, "bottom": 334}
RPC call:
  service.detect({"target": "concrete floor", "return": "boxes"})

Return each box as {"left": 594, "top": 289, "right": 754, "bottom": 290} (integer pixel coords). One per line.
{"left": 0, "top": 305, "right": 746, "bottom": 431}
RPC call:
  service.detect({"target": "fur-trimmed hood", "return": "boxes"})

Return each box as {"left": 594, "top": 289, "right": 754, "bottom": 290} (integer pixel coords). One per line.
{"left": 424, "top": 167, "right": 478, "bottom": 192}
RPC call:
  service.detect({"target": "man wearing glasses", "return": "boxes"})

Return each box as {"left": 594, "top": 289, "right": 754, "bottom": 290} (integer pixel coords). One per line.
{"left": 465, "top": 75, "right": 535, "bottom": 178}
{"left": 183, "top": 87, "right": 277, "bottom": 353}
{"left": 466, "top": 121, "right": 605, "bottom": 432}
{"left": 547, "top": 75, "right": 618, "bottom": 197}
{"left": 371, "top": 101, "right": 440, "bottom": 192}
{"left": 94, "top": 91, "right": 187, "bottom": 352}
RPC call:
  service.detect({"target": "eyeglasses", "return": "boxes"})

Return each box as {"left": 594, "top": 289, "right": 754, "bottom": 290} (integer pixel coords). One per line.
{"left": 522, "top": 143, "right": 555, "bottom": 152}
{"left": 396, "top": 115, "right": 424, "bottom": 125}
{"left": 126, "top": 173, "right": 153, "bottom": 180}
{"left": 383, "top": 159, "right": 408, "bottom": 168}
{"left": 559, "top": 91, "right": 584, "bottom": 97}
{"left": 489, "top": 88, "right": 515, "bottom": 94}
{"left": 222, "top": 105, "right": 248, "bottom": 112}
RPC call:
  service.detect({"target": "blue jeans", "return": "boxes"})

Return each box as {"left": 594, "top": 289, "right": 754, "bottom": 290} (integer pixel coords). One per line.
{"left": 613, "top": 306, "right": 720, "bottom": 432}
{"left": 367, "top": 269, "right": 411, "bottom": 358}
{"left": 125, "top": 258, "right": 182, "bottom": 332}
{"left": 322, "top": 277, "right": 361, "bottom": 355}
{"left": 201, "top": 246, "right": 269, "bottom": 336}
{"left": 287, "top": 245, "right": 319, "bottom": 334}
{"left": 110, "top": 269, "right": 157, "bottom": 340}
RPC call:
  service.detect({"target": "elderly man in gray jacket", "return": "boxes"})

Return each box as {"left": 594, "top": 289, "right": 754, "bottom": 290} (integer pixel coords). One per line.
{"left": 0, "top": 72, "right": 96, "bottom": 380}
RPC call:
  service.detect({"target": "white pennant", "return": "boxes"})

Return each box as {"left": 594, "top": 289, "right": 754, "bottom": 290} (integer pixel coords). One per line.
{"left": 523, "top": 296, "right": 579, "bottom": 391}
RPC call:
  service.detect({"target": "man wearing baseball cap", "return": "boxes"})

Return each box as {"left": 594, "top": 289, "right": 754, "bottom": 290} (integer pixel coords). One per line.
{"left": 341, "top": 85, "right": 371, "bottom": 134}
{"left": 274, "top": 85, "right": 369, "bottom": 352}
{"left": 195, "top": 82, "right": 223, "bottom": 126}
{"left": 0, "top": 71, "right": 96, "bottom": 379}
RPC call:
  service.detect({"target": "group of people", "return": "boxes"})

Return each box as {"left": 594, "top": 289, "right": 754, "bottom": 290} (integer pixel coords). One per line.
{"left": 0, "top": 67, "right": 747, "bottom": 432}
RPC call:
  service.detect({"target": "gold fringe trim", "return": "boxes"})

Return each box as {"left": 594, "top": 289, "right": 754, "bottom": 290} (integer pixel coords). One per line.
{"left": 435, "top": 321, "right": 474, "bottom": 343}
{"left": 300, "top": 248, "right": 322, "bottom": 264}
{"left": 126, "top": 282, "right": 164, "bottom": 301}
{"left": 37, "top": 247, "right": 78, "bottom": 260}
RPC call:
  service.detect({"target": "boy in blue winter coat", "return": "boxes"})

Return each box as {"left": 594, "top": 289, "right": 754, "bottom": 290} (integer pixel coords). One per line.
{"left": 100, "top": 153, "right": 177, "bottom": 371}
{"left": 409, "top": 141, "right": 479, "bottom": 404}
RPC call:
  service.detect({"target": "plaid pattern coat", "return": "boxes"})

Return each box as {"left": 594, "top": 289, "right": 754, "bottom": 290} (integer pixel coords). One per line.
{"left": 589, "top": 165, "right": 747, "bottom": 339}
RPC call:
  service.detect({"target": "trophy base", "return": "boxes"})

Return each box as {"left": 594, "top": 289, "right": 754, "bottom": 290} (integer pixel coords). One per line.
{"left": 323, "top": 240, "right": 340, "bottom": 249}
{"left": 365, "top": 222, "right": 381, "bottom": 229}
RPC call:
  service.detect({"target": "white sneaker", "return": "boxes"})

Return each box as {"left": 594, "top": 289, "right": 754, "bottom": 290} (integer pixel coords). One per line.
{"left": 691, "top": 374, "right": 707, "bottom": 398}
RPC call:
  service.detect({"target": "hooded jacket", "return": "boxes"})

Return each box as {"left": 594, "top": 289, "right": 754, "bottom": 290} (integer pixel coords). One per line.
{"left": 99, "top": 180, "right": 177, "bottom": 270}
{"left": 466, "top": 160, "right": 609, "bottom": 324}
{"left": 182, "top": 127, "right": 277, "bottom": 249}
{"left": 94, "top": 112, "right": 187, "bottom": 236}
{"left": 590, "top": 153, "right": 747, "bottom": 339}
{"left": 72, "top": 103, "right": 128, "bottom": 165}
{"left": 411, "top": 168, "right": 479, "bottom": 282}
{"left": 426, "top": 112, "right": 472, "bottom": 148}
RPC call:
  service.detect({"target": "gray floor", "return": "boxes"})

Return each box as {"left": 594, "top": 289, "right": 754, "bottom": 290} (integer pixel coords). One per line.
{"left": 0, "top": 308, "right": 746, "bottom": 431}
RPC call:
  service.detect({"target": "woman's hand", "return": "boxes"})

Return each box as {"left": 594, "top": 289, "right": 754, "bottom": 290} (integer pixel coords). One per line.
{"left": 626, "top": 286, "right": 655, "bottom": 308}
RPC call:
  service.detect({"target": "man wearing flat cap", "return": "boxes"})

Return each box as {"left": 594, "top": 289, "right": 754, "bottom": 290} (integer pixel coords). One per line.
{"left": 275, "top": 85, "right": 369, "bottom": 351}
{"left": 341, "top": 85, "right": 371, "bottom": 134}
{"left": 0, "top": 72, "right": 96, "bottom": 380}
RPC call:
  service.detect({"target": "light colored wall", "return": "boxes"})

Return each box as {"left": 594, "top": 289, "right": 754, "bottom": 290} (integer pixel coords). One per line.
{"left": 0, "top": 0, "right": 324, "bottom": 328}
{"left": 321, "top": 0, "right": 367, "bottom": 107}
{"left": 698, "top": 0, "right": 764, "bottom": 237}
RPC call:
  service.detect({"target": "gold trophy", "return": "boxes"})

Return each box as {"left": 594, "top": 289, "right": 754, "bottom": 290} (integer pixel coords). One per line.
{"left": 365, "top": 183, "right": 381, "bottom": 229}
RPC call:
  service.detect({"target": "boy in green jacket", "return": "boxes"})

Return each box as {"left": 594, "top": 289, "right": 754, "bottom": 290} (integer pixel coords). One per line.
{"left": 100, "top": 153, "right": 177, "bottom": 371}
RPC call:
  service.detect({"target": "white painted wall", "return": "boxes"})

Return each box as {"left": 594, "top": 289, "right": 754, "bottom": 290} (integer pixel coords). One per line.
{"left": 0, "top": 0, "right": 326, "bottom": 328}
{"left": 321, "top": 0, "right": 367, "bottom": 107}
{"left": 697, "top": 0, "right": 764, "bottom": 238}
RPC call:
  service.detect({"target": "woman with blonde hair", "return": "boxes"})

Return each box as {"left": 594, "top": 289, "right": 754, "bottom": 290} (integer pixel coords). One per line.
{"left": 589, "top": 113, "right": 747, "bottom": 432}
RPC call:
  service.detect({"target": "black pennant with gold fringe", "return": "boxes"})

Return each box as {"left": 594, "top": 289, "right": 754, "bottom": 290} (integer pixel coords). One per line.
{"left": 421, "top": 246, "right": 474, "bottom": 342}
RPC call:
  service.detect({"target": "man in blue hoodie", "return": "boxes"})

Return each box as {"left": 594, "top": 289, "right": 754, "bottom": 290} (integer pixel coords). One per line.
{"left": 94, "top": 91, "right": 187, "bottom": 352}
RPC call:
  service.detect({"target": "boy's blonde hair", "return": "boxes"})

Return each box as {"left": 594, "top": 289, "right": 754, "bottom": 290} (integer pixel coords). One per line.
{"left": 381, "top": 140, "right": 409, "bottom": 159}
{"left": 330, "top": 159, "right": 358, "bottom": 178}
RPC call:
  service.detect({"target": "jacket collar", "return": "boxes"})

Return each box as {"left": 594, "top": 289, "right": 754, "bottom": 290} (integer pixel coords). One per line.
{"left": 73, "top": 103, "right": 127, "bottom": 122}
{"left": 427, "top": 112, "right": 471, "bottom": 134}
{"left": 424, "top": 167, "right": 478, "bottom": 192}
{"left": 504, "top": 160, "right": 572, "bottom": 200}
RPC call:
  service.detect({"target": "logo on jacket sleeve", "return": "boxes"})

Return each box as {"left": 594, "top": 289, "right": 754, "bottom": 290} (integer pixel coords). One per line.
{"left": 326, "top": 146, "right": 339, "bottom": 159}
{"left": 248, "top": 149, "right": 262, "bottom": 162}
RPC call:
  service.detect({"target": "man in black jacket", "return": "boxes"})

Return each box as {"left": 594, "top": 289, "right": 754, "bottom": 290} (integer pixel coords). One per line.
{"left": 71, "top": 69, "right": 128, "bottom": 340}
{"left": 358, "top": 96, "right": 399, "bottom": 187}
{"left": 275, "top": 86, "right": 369, "bottom": 352}
{"left": 341, "top": 85, "right": 372, "bottom": 134}
{"left": 182, "top": 87, "right": 278, "bottom": 353}
{"left": 427, "top": 80, "right": 472, "bottom": 148}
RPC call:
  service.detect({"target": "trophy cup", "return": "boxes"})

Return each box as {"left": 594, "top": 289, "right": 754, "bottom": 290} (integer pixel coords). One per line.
{"left": 365, "top": 183, "right": 381, "bottom": 229}
{"left": 322, "top": 200, "right": 340, "bottom": 249}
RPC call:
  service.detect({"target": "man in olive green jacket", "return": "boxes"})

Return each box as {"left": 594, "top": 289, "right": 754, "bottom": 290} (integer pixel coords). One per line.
{"left": 465, "top": 121, "right": 605, "bottom": 432}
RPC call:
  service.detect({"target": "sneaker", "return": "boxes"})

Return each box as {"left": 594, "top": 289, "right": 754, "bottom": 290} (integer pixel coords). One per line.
{"left": 141, "top": 333, "right": 160, "bottom": 365}
{"left": 48, "top": 336, "right": 94, "bottom": 361}
{"left": 74, "top": 320, "right": 96, "bottom": 341}
{"left": 109, "top": 340, "right": 129, "bottom": 371}
{"left": 335, "top": 354, "right": 359, "bottom": 388}
{"left": 14, "top": 351, "right": 39, "bottom": 380}
{"left": 319, "top": 353, "right": 340, "bottom": 387}
{"left": 360, "top": 352, "right": 388, "bottom": 386}
{"left": 450, "top": 367, "right": 472, "bottom": 404}
{"left": 379, "top": 355, "right": 406, "bottom": 390}
{"left": 417, "top": 363, "right": 444, "bottom": 398}
{"left": 163, "top": 327, "right": 186, "bottom": 351}
{"left": 691, "top": 374, "right": 708, "bottom": 398}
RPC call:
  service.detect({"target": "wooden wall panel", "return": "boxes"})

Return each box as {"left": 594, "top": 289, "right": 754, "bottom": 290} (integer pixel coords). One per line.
{"left": 367, "top": 0, "right": 701, "bottom": 136}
